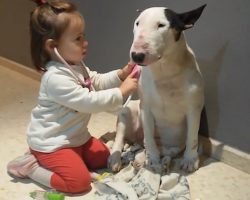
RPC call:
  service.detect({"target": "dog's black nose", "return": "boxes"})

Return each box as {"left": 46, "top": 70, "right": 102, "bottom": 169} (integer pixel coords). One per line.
{"left": 131, "top": 52, "right": 145, "bottom": 63}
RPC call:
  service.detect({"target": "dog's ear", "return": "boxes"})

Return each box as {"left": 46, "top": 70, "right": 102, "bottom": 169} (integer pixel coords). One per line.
{"left": 178, "top": 4, "right": 206, "bottom": 30}
{"left": 165, "top": 4, "right": 206, "bottom": 41}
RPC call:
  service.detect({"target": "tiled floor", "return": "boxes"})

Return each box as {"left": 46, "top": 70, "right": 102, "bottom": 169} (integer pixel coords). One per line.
{"left": 0, "top": 64, "right": 250, "bottom": 200}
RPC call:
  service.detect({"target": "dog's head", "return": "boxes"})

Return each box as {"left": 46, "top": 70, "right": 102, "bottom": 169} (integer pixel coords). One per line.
{"left": 130, "top": 5, "right": 206, "bottom": 66}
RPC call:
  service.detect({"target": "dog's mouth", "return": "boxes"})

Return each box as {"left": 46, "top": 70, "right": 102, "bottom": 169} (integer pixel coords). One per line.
{"left": 130, "top": 51, "right": 161, "bottom": 66}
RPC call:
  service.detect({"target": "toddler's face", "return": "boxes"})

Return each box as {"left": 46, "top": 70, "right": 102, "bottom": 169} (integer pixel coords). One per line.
{"left": 57, "top": 13, "right": 88, "bottom": 64}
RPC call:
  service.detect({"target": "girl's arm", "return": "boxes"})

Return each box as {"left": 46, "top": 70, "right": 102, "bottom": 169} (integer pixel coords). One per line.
{"left": 46, "top": 72, "right": 123, "bottom": 113}
{"left": 87, "top": 63, "right": 134, "bottom": 90}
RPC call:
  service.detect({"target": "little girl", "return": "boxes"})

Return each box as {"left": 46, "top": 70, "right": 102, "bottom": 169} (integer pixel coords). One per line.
{"left": 7, "top": 0, "right": 137, "bottom": 193}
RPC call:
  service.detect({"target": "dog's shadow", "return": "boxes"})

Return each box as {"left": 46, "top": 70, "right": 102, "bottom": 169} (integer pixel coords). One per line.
{"left": 198, "top": 42, "right": 229, "bottom": 158}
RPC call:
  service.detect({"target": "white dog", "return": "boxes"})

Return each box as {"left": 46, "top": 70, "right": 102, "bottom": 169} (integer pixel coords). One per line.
{"left": 109, "top": 5, "right": 206, "bottom": 173}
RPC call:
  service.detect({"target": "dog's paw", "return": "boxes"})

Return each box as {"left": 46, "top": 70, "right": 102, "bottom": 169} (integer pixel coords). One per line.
{"left": 161, "top": 155, "right": 171, "bottom": 173}
{"left": 108, "top": 151, "right": 122, "bottom": 172}
{"left": 145, "top": 160, "right": 162, "bottom": 173}
{"left": 145, "top": 155, "right": 161, "bottom": 173}
{"left": 180, "top": 151, "right": 199, "bottom": 172}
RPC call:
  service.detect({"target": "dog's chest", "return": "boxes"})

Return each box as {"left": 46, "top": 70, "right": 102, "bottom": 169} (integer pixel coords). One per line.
{"left": 139, "top": 67, "right": 187, "bottom": 123}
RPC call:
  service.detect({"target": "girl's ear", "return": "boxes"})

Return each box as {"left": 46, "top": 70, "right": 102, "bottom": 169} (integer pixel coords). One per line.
{"left": 45, "top": 39, "right": 57, "bottom": 55}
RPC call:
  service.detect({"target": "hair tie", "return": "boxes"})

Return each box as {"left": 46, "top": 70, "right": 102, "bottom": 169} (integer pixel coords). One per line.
{"left": 31, "top": 0, "right": 47, "bottom": 6}
{"left": 38, "top": 0, "right": 47, "bottom": 5}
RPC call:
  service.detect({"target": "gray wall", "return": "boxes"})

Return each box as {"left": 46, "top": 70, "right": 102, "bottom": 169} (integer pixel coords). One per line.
{"left": 0, "top": 0, "right": 249, "bottom": 154}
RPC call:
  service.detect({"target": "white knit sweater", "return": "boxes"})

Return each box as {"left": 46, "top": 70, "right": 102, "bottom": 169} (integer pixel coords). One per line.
{"left": 27, "top": 61, "right": 123, "bottom": 152}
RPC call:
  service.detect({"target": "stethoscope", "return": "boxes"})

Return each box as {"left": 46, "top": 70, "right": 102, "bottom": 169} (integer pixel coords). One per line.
{"left": 53, "top": 47, "right": 140, "bottom": 107}
{"left": 54, "top": 47, "right": 94, "bottom": 91}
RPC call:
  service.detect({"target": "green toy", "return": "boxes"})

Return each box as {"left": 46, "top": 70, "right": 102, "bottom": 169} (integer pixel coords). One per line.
{"left": 30, "top": 190, "right": 65, "bottom": 200}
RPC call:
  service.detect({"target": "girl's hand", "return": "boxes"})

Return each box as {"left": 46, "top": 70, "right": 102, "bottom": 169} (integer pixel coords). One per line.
{"left": 117, "top": 62, "right": 135, "bottom": 81}
{"left": 119, "top": 72, "right": 138, "bottom": 98}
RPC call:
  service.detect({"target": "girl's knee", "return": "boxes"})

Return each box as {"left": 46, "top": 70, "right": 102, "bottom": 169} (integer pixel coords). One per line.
{"left": 66, "top": 173, "right": 91, "bottom": 193}
{"left": 52, "top": 172, "right": 92, "bottom": 193}
{"left": 66, "top": 178, "right": 91, "bottom": 193}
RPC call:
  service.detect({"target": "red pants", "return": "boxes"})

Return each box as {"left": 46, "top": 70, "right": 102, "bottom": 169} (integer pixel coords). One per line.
{"left": 31, "top": 137, "right": 110, "bottom": 193}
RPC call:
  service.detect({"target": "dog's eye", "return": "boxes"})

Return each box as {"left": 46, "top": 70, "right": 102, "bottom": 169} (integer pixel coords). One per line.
{"left": 158, "top": 23, "right": 165, "bottom": 28}
{"left": 136, "top": 21, "right": 139, "bottom": 26}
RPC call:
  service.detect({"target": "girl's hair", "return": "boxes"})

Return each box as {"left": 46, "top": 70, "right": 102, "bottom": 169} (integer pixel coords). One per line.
{"left": 30, "top": 0, "right": 77, "bottom": 71}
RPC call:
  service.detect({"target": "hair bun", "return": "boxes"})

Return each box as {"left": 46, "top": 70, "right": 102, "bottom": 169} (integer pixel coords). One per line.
{"left": 31, "top": 0, "right": 48, "bottom": 6}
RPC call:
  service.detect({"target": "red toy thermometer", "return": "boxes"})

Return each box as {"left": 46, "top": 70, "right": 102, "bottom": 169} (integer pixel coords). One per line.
{"left": 123, "top": 64, "right": 141, "bottom": 107}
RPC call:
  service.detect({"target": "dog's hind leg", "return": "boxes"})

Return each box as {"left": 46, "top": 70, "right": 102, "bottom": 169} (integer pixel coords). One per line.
{"left": 133, "top": 149, "right": 146, "bottom": 170}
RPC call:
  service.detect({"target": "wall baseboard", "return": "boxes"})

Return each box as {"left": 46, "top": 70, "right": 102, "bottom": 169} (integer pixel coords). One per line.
{"left": 0, "top": 56, "right": 41, "bottom": 81}
{"left": 1, "top": 56, "right": 249, "bottom": 174}
{"left": 200, "top": 135, "right": 250, "bottom": 174}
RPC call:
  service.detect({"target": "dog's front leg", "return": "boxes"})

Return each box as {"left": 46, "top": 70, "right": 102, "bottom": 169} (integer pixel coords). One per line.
{"left": 141, "top": 107, "right": 161, "bottom": 172}
{"left": 108, "top": 112, "right": 127, "bottom": 172}
{"left": 181, "top": 108, "right": 201, "bottom": 172}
